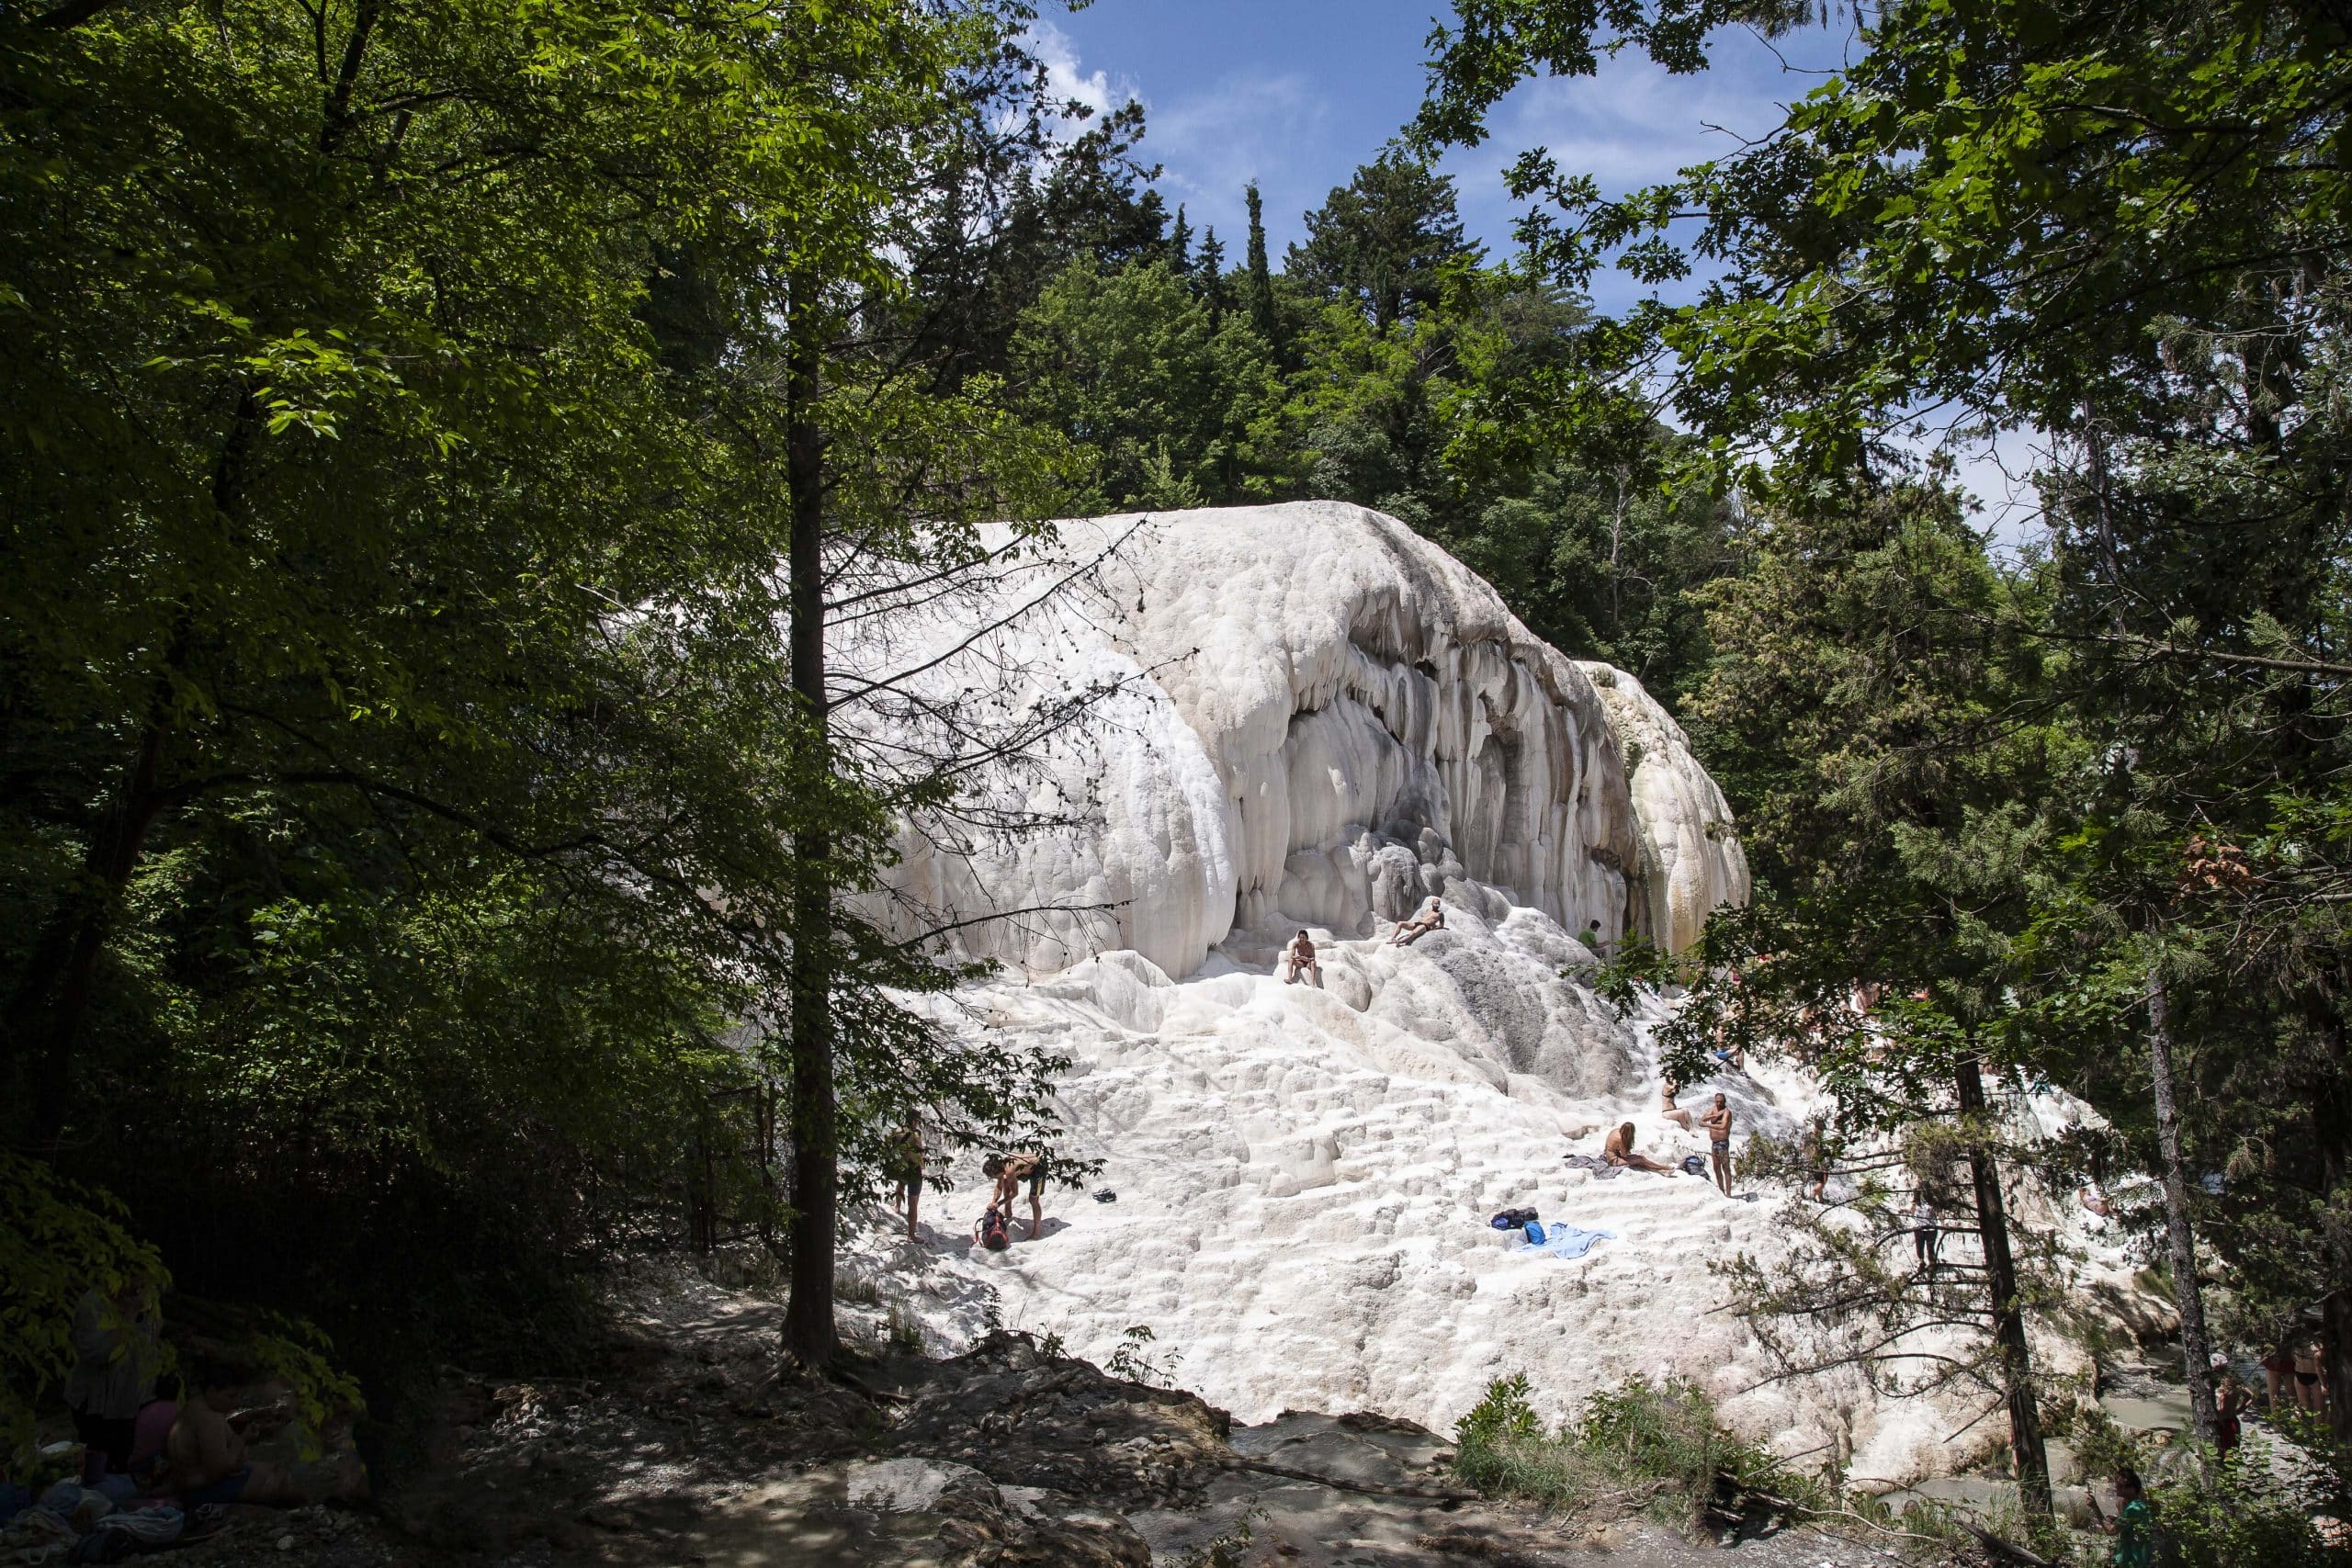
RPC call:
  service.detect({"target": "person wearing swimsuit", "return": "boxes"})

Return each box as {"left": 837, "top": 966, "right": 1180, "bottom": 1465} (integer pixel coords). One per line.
{"left": 1698, "top": 1094, "right": 1734, "bottom": 1196}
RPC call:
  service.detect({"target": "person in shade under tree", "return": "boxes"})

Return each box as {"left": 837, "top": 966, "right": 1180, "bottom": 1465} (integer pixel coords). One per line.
{"left": 65, "top": 1281, "right": 159, "bottom": 1482}
{"left": 884, "top": 1116, "right": 924, "bottom": 1241}
{"left": 1910, "top": 1192, "right": 1940, "bottom": 1276}
{"left": 167, "top": 1359, "right": 307, "bottom": 1509}
{"left": 2089, "top": 1467, "right": 2153, "bottom": 1568}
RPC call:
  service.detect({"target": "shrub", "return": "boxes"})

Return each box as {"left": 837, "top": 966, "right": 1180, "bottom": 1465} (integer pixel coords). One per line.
{"left": 1453, "top": 1372, "right": 1823, "bottom": 1533}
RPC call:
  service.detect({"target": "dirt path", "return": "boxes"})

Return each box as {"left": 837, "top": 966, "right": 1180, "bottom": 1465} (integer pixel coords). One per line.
{"left": 159, "top": 1269, "right": 1939, "bottom": 1567}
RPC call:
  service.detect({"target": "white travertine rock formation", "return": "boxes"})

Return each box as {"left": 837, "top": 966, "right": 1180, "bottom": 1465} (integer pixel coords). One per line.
{"left": 844, "top": 502, "right": 2142, "bottom": 1495}
{"left": 855, "top": 910, "right": 2128, "bottom": 1489}
{"left": 1576, "top": 662, "right": 1753, "bottom": 953}
{"left": 872, "top": 502, "right": 1746, "bottom": 978}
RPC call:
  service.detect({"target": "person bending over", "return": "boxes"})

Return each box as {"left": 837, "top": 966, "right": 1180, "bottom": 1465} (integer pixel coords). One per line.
{"left": 169, "top": 1359, "right": 306, "bottom": 1509}
{"left": 992, "top": 1150, "right": 1046, "bottom": 1240}
{"left": 1388, "top": 898, "right": 1444, "bottom": 946}
{"left": 1282, "top": 931, "right": 1323, "bottom": 987}
{"left": 1602, "top": 1122, "right": 1676, "bottom": 1177}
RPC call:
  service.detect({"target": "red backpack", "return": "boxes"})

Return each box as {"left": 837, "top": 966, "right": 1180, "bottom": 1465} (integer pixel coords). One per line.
{"left": 978, "top": 1206, "right": 1009, "bottom": 1251}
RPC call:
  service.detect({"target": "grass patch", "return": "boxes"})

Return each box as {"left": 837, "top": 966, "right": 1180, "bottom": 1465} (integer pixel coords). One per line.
{"left": 1452, "top": 1373, "right": 1828, "bottom": 1536}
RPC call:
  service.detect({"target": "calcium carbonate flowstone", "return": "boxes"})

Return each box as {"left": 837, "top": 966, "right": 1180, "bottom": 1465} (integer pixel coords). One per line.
{"left": 865, "top": 502, "right": 1739, "bottom": 978}
{"left": 839, "top": 502, "right": 2135, "bottom": 1495}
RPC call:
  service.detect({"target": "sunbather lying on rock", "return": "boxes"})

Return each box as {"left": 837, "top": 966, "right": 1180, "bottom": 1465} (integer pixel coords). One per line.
{"left": 1388, "top": 897, "right": 1444, "bottom": 945}
{"left": 1603, "top": 1122, "right": 1676, "bottom": 1177}
{"left": 1282, "top": 931, "right": 1322, "bottom": 986}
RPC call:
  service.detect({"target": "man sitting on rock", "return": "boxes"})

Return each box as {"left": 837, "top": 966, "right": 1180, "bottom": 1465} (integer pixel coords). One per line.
{"left": 1602, "top": 1122, "right": 1677, "bottom": 1177}
{"left": 1388, "top": 897, "right": 1444, "bottom": 945}
{"left": 168, "top": 1359, "right": 306, "bottom": 1509}
{"left": 1281, "top": 931, "right": 1323, "bottom": 987}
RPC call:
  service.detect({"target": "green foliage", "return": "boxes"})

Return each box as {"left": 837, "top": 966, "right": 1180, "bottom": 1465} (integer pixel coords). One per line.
{"left": 0, "top": 0, "right": 1095, "bottom": 1416}
{"left": 1012, "top": 260, "right": 1282, "bottom": 509}
{"left": 0, "top": 1156, "right": 165, "bottom": 1459}
{"left": 1453, "top": 1372, "right": 1825, "bottom": 1532}
{"left": 1286, "top": 144, "right": 1484, "bottom": 333}
{"left": 1104, "top": 1323, "right": 1182, "bottom": 1385}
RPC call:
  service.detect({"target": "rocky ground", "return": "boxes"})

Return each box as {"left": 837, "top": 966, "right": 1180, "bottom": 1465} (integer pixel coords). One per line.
{"left": 138, "top": 1268, "right": 1948, "bottom": 1568}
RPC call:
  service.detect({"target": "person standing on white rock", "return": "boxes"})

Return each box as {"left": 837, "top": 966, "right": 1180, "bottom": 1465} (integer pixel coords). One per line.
{"left": 989, "top": 1150, "right": 1046, "bottom": 1241}
{"left": 1388, "top": 897, "right": 1444, "bottom": 945}
{"left": 1281, "top": 931, "right": 1323, "bottom": 987}
{"left": 1700, "top": 1094, "right": 1735, "bottom": 1196}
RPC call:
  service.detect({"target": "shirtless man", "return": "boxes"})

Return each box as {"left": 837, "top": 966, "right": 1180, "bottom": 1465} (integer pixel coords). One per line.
{"left": 1602, "top": 1122, "right": 1676, "bottom": 1177}
{"left": 1658, "top": 1078, "right": 1692, "bottom": 1132}
{"left": 1282, "top": 931, "right": 1323, "bottom": 986}
{"left": 1699, "top": 1093, "right": 1734, "bottom": 1195}
{"left": 168, "top": 1360, "right": 305, "bottom": 1509}
{"left": 994, "top": 1150, "right": 1046, "bottom": 1240}
{"left": 1389, "top": 897, "right": 1444, "bottom": 946}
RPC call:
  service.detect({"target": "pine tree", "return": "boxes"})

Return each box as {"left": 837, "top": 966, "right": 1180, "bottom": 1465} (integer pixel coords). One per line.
{"left": 1196, "top": 226, "right": 1230, "bottom": 328}
{"left": 1244, "top": 182, "right": 1280, "bottom": 349}
{"left": 1168, "top": 203, "right": 1193, "bottom": 276}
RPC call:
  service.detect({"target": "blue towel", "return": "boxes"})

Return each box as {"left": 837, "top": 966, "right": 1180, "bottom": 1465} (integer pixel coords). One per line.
{"left": 1518, "top": 1224, "right": 1615, "bottom": 1259}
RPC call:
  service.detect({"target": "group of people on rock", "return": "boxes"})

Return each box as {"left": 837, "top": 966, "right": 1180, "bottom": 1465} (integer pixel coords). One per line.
{"left": 880, "top": 1116, "right": 1055, "bottom": 1253}
{"left": 1275, "top": 897, "right": 1452, "bottom": 990}
{"left": 48, "top": 1282, "right": 319, "bottom": 1519}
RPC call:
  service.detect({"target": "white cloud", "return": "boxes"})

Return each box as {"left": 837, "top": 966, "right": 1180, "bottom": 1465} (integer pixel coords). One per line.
{"left": 1026, "top": 18, "right": 1140, "bottom": 132}
{"left": 1141, "top": 70, "right": 1335, "bottom": 244}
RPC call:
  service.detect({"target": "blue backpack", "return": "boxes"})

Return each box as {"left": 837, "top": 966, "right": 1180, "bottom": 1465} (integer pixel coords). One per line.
{"left": 1522, "top": 1221, "right": 1547, "bottom": 1246}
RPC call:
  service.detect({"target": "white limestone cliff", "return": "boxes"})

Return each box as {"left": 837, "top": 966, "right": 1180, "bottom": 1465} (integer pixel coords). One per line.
{"left": 869, "top": 502, "right": 1734, "bottom": 976}
{"left": 842, "top": 502, "right": 2137, "bottom": 1495}
{"left": 1576, "top": 662, "right": 1753, "bottom": 954}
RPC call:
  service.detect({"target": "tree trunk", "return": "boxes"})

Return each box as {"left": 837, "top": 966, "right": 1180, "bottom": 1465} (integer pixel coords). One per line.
{"left": 5, "top": 722, "right": 170, "bottom": 1140}
{"left": 780, "top": 274, "right": 839, "bottom": 1367}
{"left": 1955, "top": 1054, "right": 2052, "bottom": 1517}
{"left": 2317, "top": 1021, "right": 2352, "bottom": 1444}
{"left": 2143, "top": 963, "right": 2219, "bottom": 1441}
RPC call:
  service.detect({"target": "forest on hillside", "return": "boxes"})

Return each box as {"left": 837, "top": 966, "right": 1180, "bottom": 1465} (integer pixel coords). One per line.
{"left": 5, "top": 1, "right": 2351, "bottom": 1559}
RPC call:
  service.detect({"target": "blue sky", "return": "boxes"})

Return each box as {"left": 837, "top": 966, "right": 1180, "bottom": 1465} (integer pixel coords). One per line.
{"left": 1036, "top": 3, "right": 2048, "bottom": 536}
{"left": 1039, "top": 2, "right": 1858, "bottom": 311}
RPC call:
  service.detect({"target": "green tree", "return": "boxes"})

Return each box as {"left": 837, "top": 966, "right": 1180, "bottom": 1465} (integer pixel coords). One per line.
{"left": 1013, "top": 259, "right": 1280, "bottom": 508}
{"left": 1287, "top": 146, "right": 1484, "bottom": 333}
{"left": 1653, "top": 480, "right": 2073, "bottom": 1521}
{"left": 1244, "top": 181, "right": 1282, "bottom": 355}
{"left": 1418, "top": 0, "right": 2352, "bottom": 1444}
{"left": 0, "top": 0, "right": 1089, "bottom": 1393}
